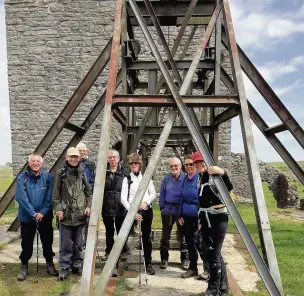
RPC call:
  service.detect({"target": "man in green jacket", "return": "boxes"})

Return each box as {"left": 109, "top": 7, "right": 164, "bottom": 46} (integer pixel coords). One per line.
{"left": 52, "top": 147, "right": 92, "bottom": 281}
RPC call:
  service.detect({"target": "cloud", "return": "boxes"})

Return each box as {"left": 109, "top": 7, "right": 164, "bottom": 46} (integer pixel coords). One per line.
{"left": 230, "top": 0, "right": 304, "bottom": 50}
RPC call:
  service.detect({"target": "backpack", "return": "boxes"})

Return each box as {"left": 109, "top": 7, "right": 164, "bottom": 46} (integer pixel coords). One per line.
{"left": 59, "top": 166, "right": 86, "bottom": 194}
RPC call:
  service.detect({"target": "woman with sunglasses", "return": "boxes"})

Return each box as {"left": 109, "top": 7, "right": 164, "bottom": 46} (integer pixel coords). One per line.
{"left": 178, "top": 154, "right": 207, "bottom": 278}
{"left": 192, "top": 151, "right": 233, "bottom": 296}
{"left": 121, "top": 153, "right": 156, "bottom": 275}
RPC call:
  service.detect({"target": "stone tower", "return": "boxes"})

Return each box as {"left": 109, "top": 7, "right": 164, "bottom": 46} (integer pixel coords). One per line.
{"left": 5, "top": 0, "right": 232, "bottom": 189}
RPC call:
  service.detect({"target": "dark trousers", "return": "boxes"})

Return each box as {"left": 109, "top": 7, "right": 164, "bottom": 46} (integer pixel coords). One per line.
{"left": 160, "top": 212, "right": 188, "bottom": 261}
{"left": 59, "top": 223, "right": 85, "bottom": 270}
{"left": 102, "top": 215, "right": 125, "bottom": 254}
{"left": 200, "top": 213, "right": 228, "bottom": 292}
{"left": 19, "top": 212, "right": 55, "bottom": 265}
{"left": 139, "top": 208, "right": 153, "bottom": 265}
{"left": 193, "top": 229, "right": 209, "bottom": 272}
{"left": 183, "top": 216, "right": 198, "bottom": 271}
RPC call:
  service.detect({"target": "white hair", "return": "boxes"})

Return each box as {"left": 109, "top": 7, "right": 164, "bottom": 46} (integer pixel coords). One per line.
{"left": 28, "top": 153, "right": 43, "bottom": 163}
{"left": 169, "top": 157, "right": 181, "bottom": 166}
{"left": 108, "top": 149, "right": 120, "bottom": 160}
{"left": 76, "top": 142, "right": 88, "bottom": 150}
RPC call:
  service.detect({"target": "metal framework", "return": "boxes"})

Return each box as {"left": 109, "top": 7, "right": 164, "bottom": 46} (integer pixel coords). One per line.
{"left": 1, "top": 0, "right": 304, "bottom": 295}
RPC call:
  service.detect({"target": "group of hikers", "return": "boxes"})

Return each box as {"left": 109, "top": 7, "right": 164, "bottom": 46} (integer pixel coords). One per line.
{"left": 15, "top": 142, "right": 233, "bottom": 296}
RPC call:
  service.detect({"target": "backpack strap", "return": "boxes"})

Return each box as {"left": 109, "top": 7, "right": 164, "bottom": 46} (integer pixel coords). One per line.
{"left": 126, "top": 175, "right": 133, "bottom": 202}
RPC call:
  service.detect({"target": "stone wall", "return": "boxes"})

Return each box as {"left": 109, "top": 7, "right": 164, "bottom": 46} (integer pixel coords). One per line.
{"left": 230, "top": 153, "right": 299, "bottom": 207}
{"left": 6, "top": 1, "right": 232, "bottom": 190}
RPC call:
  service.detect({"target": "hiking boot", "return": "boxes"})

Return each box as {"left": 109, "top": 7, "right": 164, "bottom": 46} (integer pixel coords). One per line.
{"left": 160, "top": 260, "right": 168, "bottom": 269}
{"left": 220, "top": 280, "right": 229, "bottom": 294}
{"left": 46, "top": 263, "right": 59, "bottom": 276}
{"left": 101, "top": 253, "right": 109, "bottom": 261}
{"left": 146, "top": 264, "right": 155, "bottom": 275}
{"left": 58, "top": 268, "right": 69, "bottom": 281}
{"left": 72, "top": 267, "right": 82, "bottom": 275}
{"left": 111, "top": 267, "right": 119, "bottom": 277}
{"left": 197, "top": 269, "right": 210, "bottom": 281}
{"left": 181, "top": 258, "right": 190, "bottom": 270}
{"left": 181, "top": 269, "right": 198, "bottom": 278}
{"left": 204, "top": 289, "right": 220, "bottom": 296}
{"left": 17, "top": 265, "right": 28, "bottom": 281}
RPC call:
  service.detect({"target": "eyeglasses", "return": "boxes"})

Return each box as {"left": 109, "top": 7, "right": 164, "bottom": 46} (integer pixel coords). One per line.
{"left": 170, "top": 165, "right": 179, "bottom": 168}
{"left": 129, "top": 162, "right": 139, "bottom": 166}
{"left": 184, "top": 163, "right": 194, "bottom": 167}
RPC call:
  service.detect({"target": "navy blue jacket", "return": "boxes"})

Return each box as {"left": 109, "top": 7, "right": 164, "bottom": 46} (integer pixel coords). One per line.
{"left": 15, "top": 167, "right": 53, "bottom": 222}
{"left": 180, "top": 172, "right": 199, "bottom": 217}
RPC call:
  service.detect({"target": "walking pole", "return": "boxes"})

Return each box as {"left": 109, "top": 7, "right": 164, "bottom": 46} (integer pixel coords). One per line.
{"left": 138, "top": 218, "right": 142, "bottom": 286}
{"left": 58, "top": 221, "right": 61, "bottom": 281}
{"left": 35, "top": 221, "right": 39, "bottom": 283}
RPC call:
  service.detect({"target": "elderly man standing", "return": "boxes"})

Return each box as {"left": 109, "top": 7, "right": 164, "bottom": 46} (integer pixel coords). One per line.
{"left": 101, "top": 149, "right": 129, "bottom": 262}
{"left": 76, "top": 142, "right": 96, "bottom": 248}
{"left": 15, "top": 153, "right": 58, "bottom": 281}
{"left": 159, "top": 157, "right": 189, "bottom": 270}
{"left": 52, "top": 147, "right": 92, "bottom": 281}
{"left": 76, "top": 142, "right": 96, "bottom": 192}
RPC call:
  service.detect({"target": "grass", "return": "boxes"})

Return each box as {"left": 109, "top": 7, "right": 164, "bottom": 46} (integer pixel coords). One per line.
{"left": 229, "top": 182, "right": 304, "bottom": 296}
{"left": 0, "top": 263, "right": 80, "bottom": 296}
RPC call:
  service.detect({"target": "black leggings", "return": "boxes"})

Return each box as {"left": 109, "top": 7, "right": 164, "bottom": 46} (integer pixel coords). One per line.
{"left": 200, "top": 212, "right": 228, "bottom": 292}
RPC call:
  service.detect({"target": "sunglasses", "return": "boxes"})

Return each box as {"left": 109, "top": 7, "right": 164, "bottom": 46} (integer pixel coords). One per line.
{"left": 170, "top": 165, "right": 179, "bottom": 168}
{"left": 129, "top": 162, "right": 139, "bottom": 166}
{"left": 184, "top": 163, "right": 194, "bottom": 167}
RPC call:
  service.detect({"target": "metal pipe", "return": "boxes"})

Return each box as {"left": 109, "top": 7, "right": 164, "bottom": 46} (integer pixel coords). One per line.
{"left": 80, "top": 0, "right": 123, "bottom": 294}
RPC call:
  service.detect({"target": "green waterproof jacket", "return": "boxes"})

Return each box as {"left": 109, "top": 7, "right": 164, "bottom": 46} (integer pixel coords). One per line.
{"left": 52, "top": 162, "right": 92, "bottom": 226}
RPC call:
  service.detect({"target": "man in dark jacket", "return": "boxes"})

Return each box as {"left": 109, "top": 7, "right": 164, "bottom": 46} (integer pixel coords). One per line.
{"left": 159, "top": 157, "right": 189, "bottom": 270}
{"left": 52, "top": 147, "right": 92, "bottom": 281}
{"left": 76, "top": 142, "right": 96, "bottom": 248}
{"left": 101, "top": 149, "right": 129, "bottom": 262}
{"left": 15, "top": 153, "right": 58, "bottom": 281}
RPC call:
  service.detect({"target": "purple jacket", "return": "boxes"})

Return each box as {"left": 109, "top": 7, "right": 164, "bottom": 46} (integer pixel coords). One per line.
{"left": 159, "top": 172, "right": 185, "bottom": 215}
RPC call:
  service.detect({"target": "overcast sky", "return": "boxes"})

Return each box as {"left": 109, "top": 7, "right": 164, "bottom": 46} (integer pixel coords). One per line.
{"left": 0, "top": 0, "right": 303, "bottom": 165}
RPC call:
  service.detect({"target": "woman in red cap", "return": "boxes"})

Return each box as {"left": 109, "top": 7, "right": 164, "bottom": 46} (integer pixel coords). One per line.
{"left": 192, "top": 151, "right": 233, "bottom": 296}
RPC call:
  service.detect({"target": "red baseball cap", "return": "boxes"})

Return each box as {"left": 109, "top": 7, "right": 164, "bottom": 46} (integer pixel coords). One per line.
{"left": 192, "top": 151, "right": 204, "bottom": 162}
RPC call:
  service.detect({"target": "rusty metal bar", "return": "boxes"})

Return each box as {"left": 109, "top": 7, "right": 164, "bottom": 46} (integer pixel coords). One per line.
{"left": 249, "top": 102, "right": 304, "bottom": 185}
{"left": 113, "top": 95, "right": 239, "bottom": 106}
{"left": 0, "top": 38, "right": 113, "bottom": 219}
{"left": 264, "top": 123, "right": 287, "bottom": 135}
{"left": 214, "top": 107, "right": 240, "bottom": 126}
{"left": 222, "top": 0, "right": 282, "bottom": 294}
{"left": 221, "top": 65, "right": 304, "bottom": 186}
{"left": 80, "top": 1, "right": 123, "bottom": 294}
{"left": 127, "top": 126, "right": 213, "bottom": 134}
{"left": 113, "top": 107, "right": 127, "bottom": 127}
{"left": 222, "top": 28, "right": 304, "bottom": 150}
